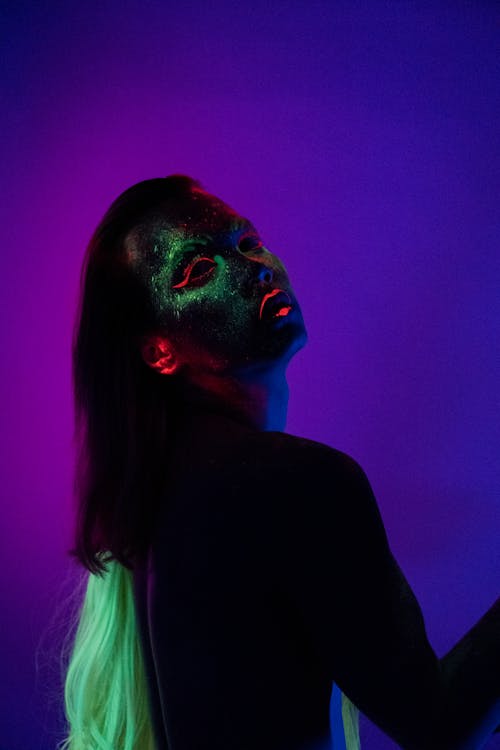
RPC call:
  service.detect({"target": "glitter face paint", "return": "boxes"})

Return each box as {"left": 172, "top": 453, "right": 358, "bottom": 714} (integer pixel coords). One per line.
{"left": 128, "top": 186, "right": 307, "bottom": 376}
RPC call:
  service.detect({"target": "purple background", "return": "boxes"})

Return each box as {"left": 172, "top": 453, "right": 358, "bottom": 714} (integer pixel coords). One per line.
{"left": 1, "top": 1, "right": 499, "bottom": 748}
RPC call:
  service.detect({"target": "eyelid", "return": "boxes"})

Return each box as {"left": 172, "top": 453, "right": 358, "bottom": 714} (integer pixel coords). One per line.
{"left": 239, "top": 234, "right": 265, "bottom": 252}
{"left": 171, "top": 254, "right": 216, "bottom": 289}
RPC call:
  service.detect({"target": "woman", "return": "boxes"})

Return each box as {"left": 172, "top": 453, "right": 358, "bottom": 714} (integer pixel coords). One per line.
{"left": 59, "top": 175, "right": 500, "bottom": 750}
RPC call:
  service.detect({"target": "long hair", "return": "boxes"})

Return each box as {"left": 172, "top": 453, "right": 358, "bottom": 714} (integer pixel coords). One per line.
{"left": 70, "top": 174, "right": 203, "bottom": 576}
{"left": 57, "top": 556, "right": 155, "bottom": 750}
{"left": 57, "top": 175, "right": 361, "bottom": 750}
{"left": 58, "top": 175, "right": 203, "bottom": 750}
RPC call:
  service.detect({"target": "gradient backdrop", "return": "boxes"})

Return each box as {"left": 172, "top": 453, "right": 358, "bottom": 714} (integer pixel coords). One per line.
{"left": 1, "top": 1, "right": 499, "bottom": 748}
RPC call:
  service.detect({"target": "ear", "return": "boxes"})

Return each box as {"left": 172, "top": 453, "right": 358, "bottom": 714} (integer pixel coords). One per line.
{"left": 140, "top": 334, "right": 180, "bottom": 375}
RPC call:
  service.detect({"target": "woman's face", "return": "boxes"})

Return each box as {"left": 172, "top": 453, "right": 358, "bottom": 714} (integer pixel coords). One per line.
{"left": 133, "top": 185, "right": 307, "bottom": 376}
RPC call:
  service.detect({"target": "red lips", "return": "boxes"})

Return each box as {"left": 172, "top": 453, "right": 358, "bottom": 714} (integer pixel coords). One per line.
{"left": 259, "top": 289, "right": 292, "bottom": 320}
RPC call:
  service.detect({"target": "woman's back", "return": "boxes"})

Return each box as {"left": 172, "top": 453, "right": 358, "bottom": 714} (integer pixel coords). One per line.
{"left": 133, "top": 402, "right": 500, "bottom": 750}
{"left": 133, "top": 406, "right": 339, "bottom": 750}
{"left": 132, "top": 401, "right": 454, "bottom": 750}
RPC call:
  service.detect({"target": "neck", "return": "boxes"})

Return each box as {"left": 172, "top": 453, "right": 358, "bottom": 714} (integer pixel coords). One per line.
{"left": 180, "top": 365, "right": 290, "bottom": 432}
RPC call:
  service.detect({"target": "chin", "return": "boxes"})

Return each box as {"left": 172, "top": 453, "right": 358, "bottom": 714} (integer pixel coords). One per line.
{"left": 255, "top": 320, "right": 308, "bottom": 368}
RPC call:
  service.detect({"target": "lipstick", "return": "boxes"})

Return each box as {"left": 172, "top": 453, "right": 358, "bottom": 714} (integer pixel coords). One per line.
{"left": 259, "top": 289, "right": 292, "bottom": 320}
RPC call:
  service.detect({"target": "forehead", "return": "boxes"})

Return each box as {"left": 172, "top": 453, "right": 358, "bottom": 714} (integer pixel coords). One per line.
{"left": 123, "top": 187, "right": 259, "bottom": 271}
{"left": 152, "top": 187, "right": 257, "bottom": 242}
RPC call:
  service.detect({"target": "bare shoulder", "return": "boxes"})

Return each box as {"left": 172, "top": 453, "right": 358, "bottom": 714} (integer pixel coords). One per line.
{"left": 238, "top": 428, "right": 368, "bottom": 488}
{"left": 240, "top": 430, "right": 387, "bottom": 547}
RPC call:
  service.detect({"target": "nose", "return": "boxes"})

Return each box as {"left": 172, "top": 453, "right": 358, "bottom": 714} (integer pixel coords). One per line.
{"left": 239, "top": 254, "right": 275, "bottom": 298}
{"left": 255, "top": 262, "right": 273, "bottom": 285}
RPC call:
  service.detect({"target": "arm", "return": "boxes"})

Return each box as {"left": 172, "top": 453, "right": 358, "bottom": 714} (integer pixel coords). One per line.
{"left": 275, "top": 446, "right": 500, "bottom": 749}
{"left": 439, "top": 598, "right": 500, "bottom": 746}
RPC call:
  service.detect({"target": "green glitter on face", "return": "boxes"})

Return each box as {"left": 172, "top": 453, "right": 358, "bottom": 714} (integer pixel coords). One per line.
{"left": 129, "top": 188, "right": 306, "bottom": 374}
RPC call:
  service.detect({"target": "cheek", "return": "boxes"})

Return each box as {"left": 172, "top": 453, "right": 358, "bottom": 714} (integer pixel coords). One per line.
{"left": 268, "top": 253, "right": 288, "bottom": 278}
{"left": 164, "top": 288, "right": 255, "bottom": 343}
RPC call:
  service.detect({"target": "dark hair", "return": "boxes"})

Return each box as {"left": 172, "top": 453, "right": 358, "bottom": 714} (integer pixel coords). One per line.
{"left": 70, "top": 174, "right": 204, "bottom": 575}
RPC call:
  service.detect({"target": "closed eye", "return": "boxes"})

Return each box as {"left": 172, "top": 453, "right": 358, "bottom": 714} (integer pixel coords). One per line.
{"left": 172, "top": 256, "right": 216, "bottom": 289}
{"left": 239, "top": 235, "right": 265, "bottom": 254}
